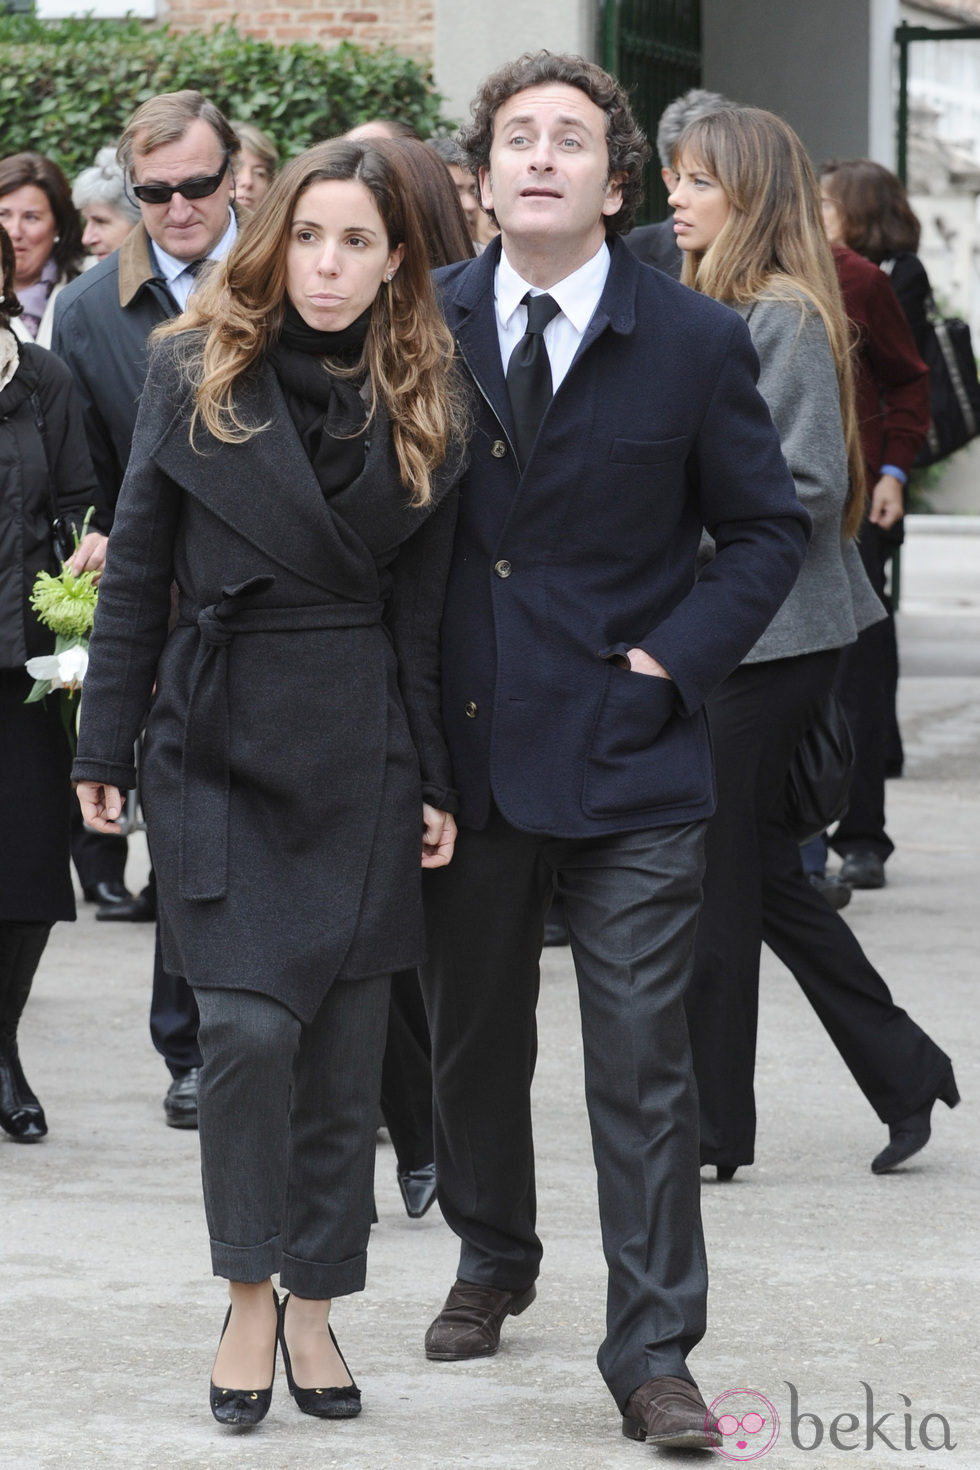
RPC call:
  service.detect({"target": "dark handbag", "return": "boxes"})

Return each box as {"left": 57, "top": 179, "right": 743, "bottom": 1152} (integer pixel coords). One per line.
{"left": 29, "top": 388, "right": 76, "bottom": 562}
{"left": 899, "top": 283, "right": 980, "bottom": 466}
{"left": 784, "top": 694, "right": 855, "bottom": 844}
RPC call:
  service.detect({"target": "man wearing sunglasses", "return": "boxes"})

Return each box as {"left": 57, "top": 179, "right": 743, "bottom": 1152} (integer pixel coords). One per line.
{"left": 52, "top": 91, "right": 240, "bottom": 1130}
{"left": 53, "top": 90, "right": 239, "bottom": 517}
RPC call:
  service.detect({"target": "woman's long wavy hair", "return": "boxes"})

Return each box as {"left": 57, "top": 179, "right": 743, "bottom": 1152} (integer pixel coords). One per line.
{"left": 158, "top": 138, "right": 467, "bottom": 507}
{"left": 675, "top": 107, "right": 866, "bottom": 538}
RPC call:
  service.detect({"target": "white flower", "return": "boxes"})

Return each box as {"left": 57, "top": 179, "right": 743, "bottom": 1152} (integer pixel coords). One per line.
{"left": 25, "top": 644, "right": 89, "bottom": 689}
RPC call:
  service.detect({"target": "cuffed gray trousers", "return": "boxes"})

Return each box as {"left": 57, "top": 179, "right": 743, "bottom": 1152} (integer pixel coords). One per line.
{"left": 193, "top": 974, "right": 390, "bottom": 1298}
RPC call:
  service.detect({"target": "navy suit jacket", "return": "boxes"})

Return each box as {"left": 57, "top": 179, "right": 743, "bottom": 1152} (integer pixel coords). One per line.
{"left": 435, "top": 236, "right": 810, "bottom": 836}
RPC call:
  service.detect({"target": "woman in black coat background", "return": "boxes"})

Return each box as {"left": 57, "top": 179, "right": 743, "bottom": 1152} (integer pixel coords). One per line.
{"left": 0, "top": 223, "right": 102, "bottom": 1143}
{"left": 74, "top": 140, "right": 468, "bottom": 1427}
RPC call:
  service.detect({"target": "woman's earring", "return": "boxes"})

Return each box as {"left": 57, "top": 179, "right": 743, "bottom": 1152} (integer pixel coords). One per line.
{"left": 385, "top": 271, "right": 395, "bottom": 282}
{"left": 53, "top": 235, "right": 61, "bottom": 244}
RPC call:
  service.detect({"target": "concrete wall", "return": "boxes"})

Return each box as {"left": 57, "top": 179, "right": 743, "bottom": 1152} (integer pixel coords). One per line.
{"left": 434, "top": 0, "right": 595, "bottom": 128}
{"left": 701, "top": 0, "right": 899, "bottom": 167}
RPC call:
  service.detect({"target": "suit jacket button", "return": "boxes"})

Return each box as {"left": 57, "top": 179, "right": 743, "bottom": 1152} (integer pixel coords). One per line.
{"left": 465, "top": 701, "right": 478, "bottom": 718}
{"left": 491, "top": 439, "right": 507, "bottom": 458}
{"left": 494, "top": 559, "right": 512, "bottom": 578}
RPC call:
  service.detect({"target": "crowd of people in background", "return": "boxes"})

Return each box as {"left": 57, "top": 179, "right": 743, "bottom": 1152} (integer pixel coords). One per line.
{"left": 0, "top": 53, "right": 960, "bottom": 1454}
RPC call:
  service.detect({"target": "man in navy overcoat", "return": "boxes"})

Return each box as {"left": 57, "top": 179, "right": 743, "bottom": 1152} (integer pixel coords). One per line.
{"left": 419, "top": 53, "right": 811, "bottom": 1450}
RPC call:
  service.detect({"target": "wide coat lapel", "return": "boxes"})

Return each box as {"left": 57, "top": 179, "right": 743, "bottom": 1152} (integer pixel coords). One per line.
{"left": 152, "top": 359, "right": 375, "bottom": 600}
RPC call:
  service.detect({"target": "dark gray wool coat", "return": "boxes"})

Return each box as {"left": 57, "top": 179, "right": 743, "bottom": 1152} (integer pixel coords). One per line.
{"left": 72, "top": 336, "right": 462, "bottom": 1021}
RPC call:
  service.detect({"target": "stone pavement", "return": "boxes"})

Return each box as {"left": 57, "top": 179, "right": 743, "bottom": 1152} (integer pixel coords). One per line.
{"left": 2, "top": 519, "right": 977, "bottom": 1469}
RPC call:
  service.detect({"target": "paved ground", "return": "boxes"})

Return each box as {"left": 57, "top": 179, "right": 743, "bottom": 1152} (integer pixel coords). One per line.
{"left": 2, "top": 519, "right": 977, "bottom": 1469}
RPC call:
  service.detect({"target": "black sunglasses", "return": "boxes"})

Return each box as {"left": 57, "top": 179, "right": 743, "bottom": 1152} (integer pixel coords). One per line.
{"left": 131, "top": 152, "right": 231, "bottom": 205}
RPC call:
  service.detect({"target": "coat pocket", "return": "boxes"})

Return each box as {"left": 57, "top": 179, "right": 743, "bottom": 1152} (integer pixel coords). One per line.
{"left": 583, "top": 664, "right": 710, "bottom": 818}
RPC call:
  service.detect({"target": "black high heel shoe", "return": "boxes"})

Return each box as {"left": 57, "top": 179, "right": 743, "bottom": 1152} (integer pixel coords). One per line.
{"left": 209, "top": 1287, "right": 279, "bottom": 1427}
{"left": 0, "top": 1042, "right": 47, "bottom": 1142}
{"left": 871, "top": 1073, "right": 961, "bottom": 1174}
{"left": 397, "top": 1161, "right": 437, "bottom": 1218}
{"left": 278, "top": 1293, "right": 362, "bottom": 1418}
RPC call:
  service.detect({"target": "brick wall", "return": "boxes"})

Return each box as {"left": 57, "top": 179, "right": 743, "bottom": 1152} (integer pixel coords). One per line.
{"left": 161, "top": 0, "right": 434, "bottom": 60}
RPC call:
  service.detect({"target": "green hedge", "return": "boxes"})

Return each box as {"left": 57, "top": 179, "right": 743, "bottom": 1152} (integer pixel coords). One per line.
{"left": 0, "top": 16, "right": 449, "bottom": 180}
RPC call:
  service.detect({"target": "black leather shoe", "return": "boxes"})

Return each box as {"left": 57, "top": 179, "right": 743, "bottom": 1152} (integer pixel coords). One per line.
{"left": 872, "top": 1072, "right": 960, "bottom": 1174}
{"left": 82, "top": 879, "right": 132, "bottom": 907}
{"left": 96, "top": 885, "right": 156, "bottom": 922}
{"left": 397, "top": 1162, "right": 437, "bottom": 1218}
{"left": 210, "top": 1288, "right": 278, "bottom": 1426}
{"left": 808, "top": 872, "right": 852, "bottom": 910}
{"left": 622, "top": 1375, "right": 721, "bottom": 1449}
{"left": 278, "top": 1294, "right": 361, "bottom": 1418}
{"left": 425, "top": 1279, "right": 536, "bottom": 1360}
{"left": 0, "top": 1042, "right": 47, "bottom": 1141}
{"left": 839, "top": 851, "right": 886, "bottom": 889}
{"left": 163, "top": 1067, "right": 199, "bottom": 1129}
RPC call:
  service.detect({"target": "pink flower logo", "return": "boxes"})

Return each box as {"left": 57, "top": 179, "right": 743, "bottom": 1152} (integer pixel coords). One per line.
{"left": 708, "top": 1388, "right": 780, "bottom": 1461}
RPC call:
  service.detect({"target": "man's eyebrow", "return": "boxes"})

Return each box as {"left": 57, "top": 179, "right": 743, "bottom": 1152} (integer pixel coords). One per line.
{"left": 501, "top": 111, "right": 594, "bottom": 129}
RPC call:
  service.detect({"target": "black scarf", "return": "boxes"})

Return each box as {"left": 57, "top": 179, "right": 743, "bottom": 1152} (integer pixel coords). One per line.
{"left": 267, "top": 301, "right": 372, "bottom": 497}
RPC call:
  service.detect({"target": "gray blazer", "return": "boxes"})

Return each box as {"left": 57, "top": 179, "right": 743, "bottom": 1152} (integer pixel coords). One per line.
{"left": 734, "top": 294, "right": 884, "bottom": 663}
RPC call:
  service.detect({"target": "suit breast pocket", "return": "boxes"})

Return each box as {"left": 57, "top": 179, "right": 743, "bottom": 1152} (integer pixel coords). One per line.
{"left": 609, "top": 435, "right": 690, "bottom": 466}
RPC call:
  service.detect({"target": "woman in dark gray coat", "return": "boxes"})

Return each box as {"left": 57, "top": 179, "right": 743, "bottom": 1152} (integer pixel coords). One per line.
{"left": 74, "top": 139, "right": 468, "bottom": 1427}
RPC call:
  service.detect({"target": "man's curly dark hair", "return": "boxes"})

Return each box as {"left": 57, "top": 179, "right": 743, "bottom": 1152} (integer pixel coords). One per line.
{"left": 459, "top": 51, "right": 650, "bottom": 236}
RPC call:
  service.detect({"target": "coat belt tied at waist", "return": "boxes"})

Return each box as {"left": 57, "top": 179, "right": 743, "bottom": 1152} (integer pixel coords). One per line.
{"left": 177, "top": 577, "right": 385, "bottom": 901}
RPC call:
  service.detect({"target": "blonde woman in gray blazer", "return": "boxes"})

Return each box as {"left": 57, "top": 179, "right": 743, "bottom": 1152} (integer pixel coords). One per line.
{"left": 669, "top": 106, "right": 958, "bottom": 1181}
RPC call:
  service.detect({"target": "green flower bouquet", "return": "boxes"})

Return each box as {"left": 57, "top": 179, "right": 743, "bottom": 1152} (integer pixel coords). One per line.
{"left": 24, "top": 508, "right": 99, "bottom": 750}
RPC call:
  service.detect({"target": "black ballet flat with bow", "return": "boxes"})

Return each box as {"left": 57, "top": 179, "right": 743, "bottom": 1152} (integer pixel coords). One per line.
{"left": 209, "top": 1288, "right": 279, "bottom": 1427}
{"left": 278, "top": 1293, "right": 362, "bottom": 1418}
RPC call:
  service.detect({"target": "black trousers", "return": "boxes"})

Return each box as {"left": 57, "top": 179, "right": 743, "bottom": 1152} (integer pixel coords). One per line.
{"left": 832, "top": 522, "right": 897, "bottom": 862}
{"left": 380, "top": 968, "right": 433, "bottom": 1173}
{"left": 0, "top": 922, "right": 52, "bottom": 1046}
{"left": 420, "top": 806, "right": 708, "bottom": 1411}
{"left": 150, "top": 913, "right": 201, "bottom": 1078}
{"left": 688, "top": 651, "right": 952, "bottom": 1169}
{"left": 70, "top": 806, "right": 129, "bottom": 890}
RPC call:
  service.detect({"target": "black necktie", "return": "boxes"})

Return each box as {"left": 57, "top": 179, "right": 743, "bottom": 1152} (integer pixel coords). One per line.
{"left": 185, "top": 258, "right": 210, "bottom": 291}
{"left": 506, "top": 291, "right": 561, "bottom": 469}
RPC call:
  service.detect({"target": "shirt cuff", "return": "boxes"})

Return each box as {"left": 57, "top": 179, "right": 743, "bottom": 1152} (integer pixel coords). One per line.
{"left": 880, "top": 464, "right": 907, "bottom": 486}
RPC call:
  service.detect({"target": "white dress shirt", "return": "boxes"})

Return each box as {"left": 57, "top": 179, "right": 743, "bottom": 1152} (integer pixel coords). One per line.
{"left": 151, "top": 208, "right": 238, "bottom": 311}
{"left": 494, "top": 241, "right": 611, "bottom": 392}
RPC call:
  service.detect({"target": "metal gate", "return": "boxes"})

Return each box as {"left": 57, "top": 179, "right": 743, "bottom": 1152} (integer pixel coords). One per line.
{"left": 600, "top": 0, "right": 701, "bottom": 223}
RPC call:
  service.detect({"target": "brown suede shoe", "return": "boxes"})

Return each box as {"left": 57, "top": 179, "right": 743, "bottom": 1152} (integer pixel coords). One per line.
{"left": 622, "top": 1375, "right": 721, "bottom": 1449}
{"left": 424, "top": 1279, "right": 536, "bottom": 1360}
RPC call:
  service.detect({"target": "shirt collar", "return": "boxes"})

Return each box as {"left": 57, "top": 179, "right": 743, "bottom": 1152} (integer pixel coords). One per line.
{"left": 150, "top": 207, "right": 238, "bottom": 283}
{"left": 495, "top": 240, "right": 611, "bottom": 334}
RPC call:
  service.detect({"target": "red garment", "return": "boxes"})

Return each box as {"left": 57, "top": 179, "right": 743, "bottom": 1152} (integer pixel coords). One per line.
{"left": 831, "top": 243, "right": 930, "bottom": 487}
